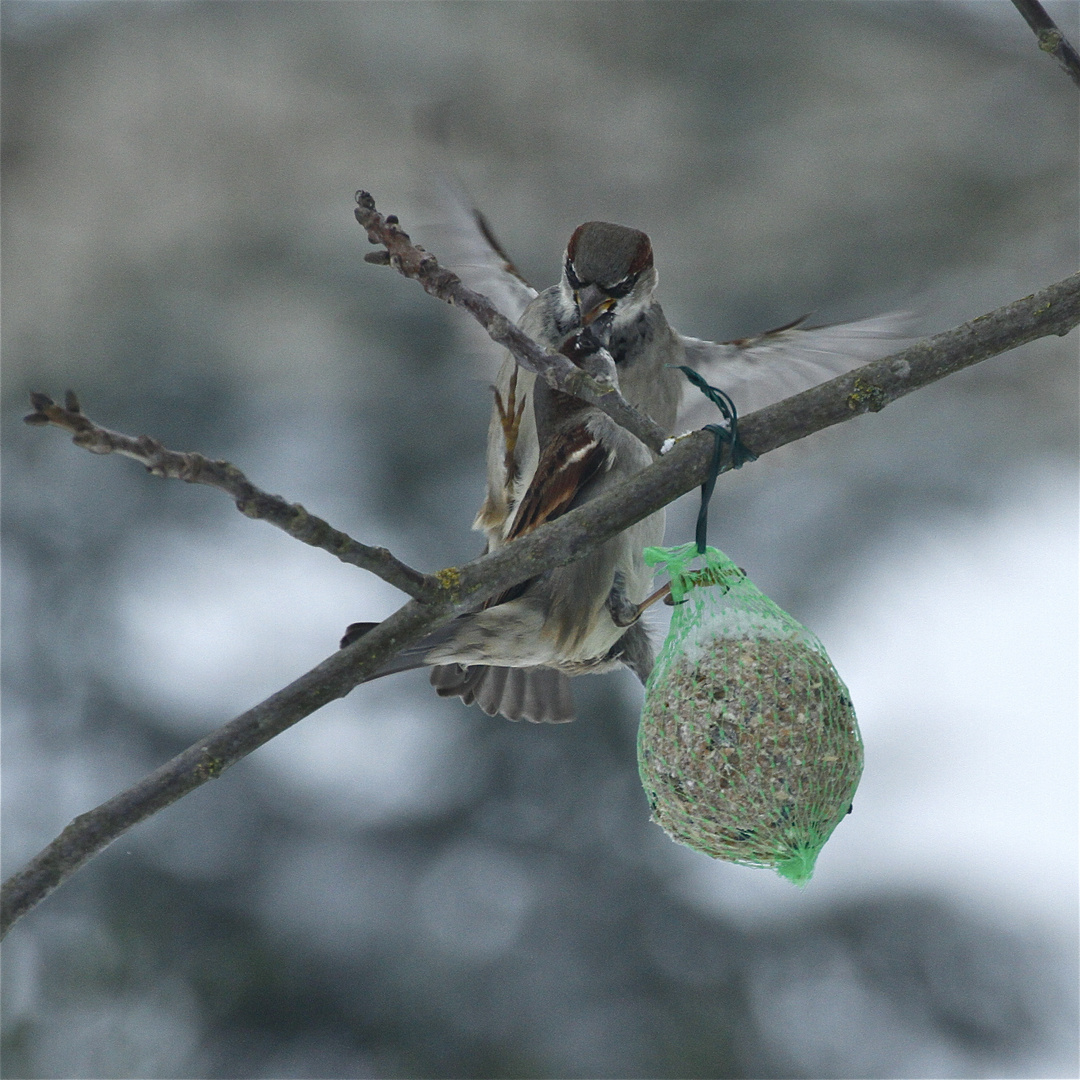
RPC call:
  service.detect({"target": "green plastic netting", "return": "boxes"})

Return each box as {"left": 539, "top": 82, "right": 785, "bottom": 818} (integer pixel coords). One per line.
{"left": 638, "top": 543, "right": 863, "bottom": 885}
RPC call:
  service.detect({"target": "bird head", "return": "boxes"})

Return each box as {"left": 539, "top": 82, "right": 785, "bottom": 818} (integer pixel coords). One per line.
{"left": 561, "top": 222, "right": 657, "bottom": 331}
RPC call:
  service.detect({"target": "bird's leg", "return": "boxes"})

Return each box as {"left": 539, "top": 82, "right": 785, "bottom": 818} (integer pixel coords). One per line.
{"left": 633, "top": 581, "right": 676, "bottom": 621}
{"left": 641, "top": 581, "right": 675, "bottom": 611}
{"left": 493, "top": 366, "right": 527, "bottom": 486}
{"left": 607, "top": 571, "right": 641, "bottom": 627}
{"left": 609, "top": 575, "right": 678, "bottom": 628}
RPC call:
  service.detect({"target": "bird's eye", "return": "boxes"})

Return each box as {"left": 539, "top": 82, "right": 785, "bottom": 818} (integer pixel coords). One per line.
{"left": 605, "top": 275, "right": 636, "bottom": 300}
{"left": 564, "top": 259, "right": 584, "bottom": 291}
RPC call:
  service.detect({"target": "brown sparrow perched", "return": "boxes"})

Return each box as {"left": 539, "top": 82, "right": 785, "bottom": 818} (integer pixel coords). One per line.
{"left": 346, "top": 217, "right": 911, "bottom": 724}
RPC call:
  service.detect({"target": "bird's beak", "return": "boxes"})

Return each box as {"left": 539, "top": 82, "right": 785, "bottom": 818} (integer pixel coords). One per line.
{"left": 575, "top": 285, "right": 615, "bottom": 327}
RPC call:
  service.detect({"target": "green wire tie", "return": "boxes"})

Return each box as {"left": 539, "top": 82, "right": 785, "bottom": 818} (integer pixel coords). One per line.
{"left": 676, "top": 365, "right": 757, "bottom": 554}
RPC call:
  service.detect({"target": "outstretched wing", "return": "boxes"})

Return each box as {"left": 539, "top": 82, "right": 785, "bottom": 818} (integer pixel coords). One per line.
{"left": 677, "top": 312, "right": 917, "bottom": 429}
{"left": 417, "top": 178, "right": 538, "bottom": 324}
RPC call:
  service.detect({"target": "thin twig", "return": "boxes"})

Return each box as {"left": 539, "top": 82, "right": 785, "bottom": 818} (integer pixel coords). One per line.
{"left": 353, "top": 191, "right": 668, "bottom": 454}
{"left": 23, "top": 391, "right": 438, "bottom": 602}
{"left": 1011, "top": 0, "right": 1080, "bottom": 87}
{"left": 4, "top": 269, "right": 1077, "bottom": 939}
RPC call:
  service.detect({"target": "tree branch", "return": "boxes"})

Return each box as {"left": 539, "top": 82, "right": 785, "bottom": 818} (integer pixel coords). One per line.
{"left": 0, "top": 597, "right": 451, "bottom": 941}
{"left": 1011, "top": 0, "right": 1080, "bottom": 87}
{"left": 4, "top": 269, "right": 1077, "bottom": 940}
{"left": 449, "top": 271, "right": 1080, "bottom": 604}
{"left": 353, "top": 191, "right": 669, "bottom": 454}
{"left": 23, "top": 390, "right": 438, "bottom": 602}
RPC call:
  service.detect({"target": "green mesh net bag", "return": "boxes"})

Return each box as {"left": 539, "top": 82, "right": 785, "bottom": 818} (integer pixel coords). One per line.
{"left": 638, "top": 542, "right": 863, "bottom": 885}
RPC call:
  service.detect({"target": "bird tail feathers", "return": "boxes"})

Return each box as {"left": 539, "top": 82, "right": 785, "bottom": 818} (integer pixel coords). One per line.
{"left": 340, "top": 622, "right": 576, "bottom": 723}
{"left": 430, "top": 664, "right": 575, "bottom": 723}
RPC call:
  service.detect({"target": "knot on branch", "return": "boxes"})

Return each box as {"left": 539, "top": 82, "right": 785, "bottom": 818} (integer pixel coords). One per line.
{"left": 235, "top": 496, "right": 261, "bottom": 518}
{"left": 194, "top": 752, "right": 226, "bottom": 781}
{"left": 1038, "top": 27, "right": 1063, "bottom": 53}
{"left": 846, "top": 377, "right": 887, "bottom": 413}
{"left": 132, "top": 434, "right": 170, "bottom": 474}
{"left": 285, "top": 503, "right": 339, "bottom": 549}
{"left": 434, "top": 565, "right": 462, "bottom": 600}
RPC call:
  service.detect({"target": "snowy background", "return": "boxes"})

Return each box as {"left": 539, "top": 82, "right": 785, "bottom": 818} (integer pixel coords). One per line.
{"left": 2, "top": 3, "right": 1077, "bottom": 1077}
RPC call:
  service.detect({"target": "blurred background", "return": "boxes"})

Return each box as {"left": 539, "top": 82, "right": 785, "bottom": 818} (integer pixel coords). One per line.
{"left": 2, "top": 2, "right": 1077, "bottom": 1077}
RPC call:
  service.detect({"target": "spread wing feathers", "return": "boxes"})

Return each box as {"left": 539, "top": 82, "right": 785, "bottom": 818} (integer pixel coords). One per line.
{"left": 416, "top": 178, "right": 538, "bottom": 324}
{"left": 430, "top": 663, "right": 575, "bottom": 723}
{"left": 677, "top": 311, "right": 917, "bottom": 428}
{"left": 506, "top": 425, "right": 608, "bottom": 541}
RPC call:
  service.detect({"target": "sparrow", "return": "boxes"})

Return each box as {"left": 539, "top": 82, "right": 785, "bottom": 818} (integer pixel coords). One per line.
{"left": 345, "top": 214, "right": 912, "bottom": 724}
{"left": 345, "top": 222, "right": 683, "bottom": 722}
